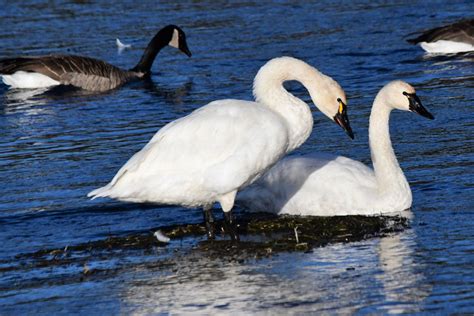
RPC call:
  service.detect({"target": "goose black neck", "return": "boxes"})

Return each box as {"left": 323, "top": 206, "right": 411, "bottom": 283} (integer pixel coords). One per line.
{"left": 130, "top": 29, "right": 171, "bottom": 74}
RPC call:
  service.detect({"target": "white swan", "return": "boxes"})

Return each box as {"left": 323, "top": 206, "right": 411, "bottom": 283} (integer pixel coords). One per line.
{"left": 237, "top": 80, "right": 434, "bottom": 216}
{"left": 88, "top": 56, "right": 353, "bottom": 240}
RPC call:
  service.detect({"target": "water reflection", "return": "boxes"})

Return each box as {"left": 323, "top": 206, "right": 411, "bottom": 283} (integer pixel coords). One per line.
{"left": 377, "top": 231, "right": 432, "bottom": 314}
{"left": 1, "top": 86, "right": 104, "bottom": 115}
{"left": 141, "top": 78, "right": 193, "bottom": 109}
{"left": 2, "top": 88, "right": 49, "bottom": 114}
{"left": 121, "top": 228, "right": 430, "bottom": 314}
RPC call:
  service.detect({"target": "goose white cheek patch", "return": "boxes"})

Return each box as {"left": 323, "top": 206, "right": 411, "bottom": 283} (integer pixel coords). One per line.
{"left": 169, "top": 29, "right": 179, "bottom": 48}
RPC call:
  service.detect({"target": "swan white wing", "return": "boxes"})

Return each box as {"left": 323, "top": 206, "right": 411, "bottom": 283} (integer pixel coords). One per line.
{"left": 90, "top": 99, "right": 290, "bottom": 205}
{"left": 237, "top": 153, "right": 377, "bottom": 215}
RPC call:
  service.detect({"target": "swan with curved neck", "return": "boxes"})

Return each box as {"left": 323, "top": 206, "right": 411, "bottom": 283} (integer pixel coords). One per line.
{"left": 88, "top": 57, "right": 352, "bottom": 240}
{"left": 0, "top": 25, "right": 191, "bottom": 91}
{"left": 237, "top": 80, "right": 434, "bottom": 216}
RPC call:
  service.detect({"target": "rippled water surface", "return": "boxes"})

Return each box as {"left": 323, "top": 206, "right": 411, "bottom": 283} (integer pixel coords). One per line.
{"left": 0, "top": 0, "right": 473, "bottom": 314}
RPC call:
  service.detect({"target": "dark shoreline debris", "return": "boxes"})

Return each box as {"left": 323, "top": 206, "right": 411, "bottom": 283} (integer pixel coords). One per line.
{"left": 1, "top": 214, "right": 408, "bottom": 289}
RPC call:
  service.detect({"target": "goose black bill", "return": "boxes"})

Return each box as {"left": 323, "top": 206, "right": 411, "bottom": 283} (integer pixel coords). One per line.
{"left": 180, "top": 39, "right": 192, "bottom": 57}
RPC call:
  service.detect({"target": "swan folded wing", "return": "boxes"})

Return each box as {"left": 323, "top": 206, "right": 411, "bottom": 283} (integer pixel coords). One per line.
{"left": 239, "top": 154, "right": 378, "bottom": 214}
{"left": 103, "top": 100, "right": 289, "bottom": 200}
{"left": 0, "top": 55, "right": 128, "bottom": 91}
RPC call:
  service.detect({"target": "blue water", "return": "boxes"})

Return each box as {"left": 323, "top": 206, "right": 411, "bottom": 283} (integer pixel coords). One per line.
{"left": 0, "top": 0, "right": 473, "bottom": 314}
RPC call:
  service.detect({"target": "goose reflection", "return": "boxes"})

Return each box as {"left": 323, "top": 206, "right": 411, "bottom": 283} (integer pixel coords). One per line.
{"left": 0, "top": 79, "right": 193, "bottom": 116}
{"left": 0, "top": 86, "right": 105, "bottom": 116}
{"left": 140, "top": 77, "right": 193, "bottom": 110}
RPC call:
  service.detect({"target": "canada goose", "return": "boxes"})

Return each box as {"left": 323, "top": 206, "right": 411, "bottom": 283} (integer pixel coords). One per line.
{"left": 0, "top": 25, "right": 191, "bottom": 92}
{"left": 238, "top": 81, "right": 434, "bottom": 216}
{"left": 408, "top": 19, "right": 474, "bottom": 54}
{"left": 88, "top": 57, "right": 352, "bottom": 241}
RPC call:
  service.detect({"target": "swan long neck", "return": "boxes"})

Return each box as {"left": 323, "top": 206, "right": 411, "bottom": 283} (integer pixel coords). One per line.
{"left": 253, "top": 57, "right": 330, "bottom": 152}
{"left": 130, "top": 30, "right": 169, "bottom": 74}
{"left": 369, "top": 92, "right": 410, "bottom": 197}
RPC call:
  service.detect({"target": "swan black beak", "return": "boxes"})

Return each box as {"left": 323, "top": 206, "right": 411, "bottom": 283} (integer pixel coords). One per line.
{"left": 404, "top": 92, "right": 434, "bottom": 120}
{"left": 334, "top": 99, "right": 354, "bottom": 139}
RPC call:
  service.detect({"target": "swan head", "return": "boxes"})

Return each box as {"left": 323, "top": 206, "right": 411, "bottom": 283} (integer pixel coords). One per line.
{"left": 313, "top": 79, "right": 354, "bottom": 139}
{"left": 384, "top": 81, "right": 434, "bottom": 119}
{"left": 252, "top": 56, "right": 353, "bottom": 138}
{"left": 162, "top": 25, "right": 192, "bottom": 57}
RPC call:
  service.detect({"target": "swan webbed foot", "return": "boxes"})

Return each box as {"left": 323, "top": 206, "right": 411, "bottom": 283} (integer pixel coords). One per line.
{"left": 223, "top": 210, "right": 240, "bottom": 241}
{"left": 203, "top": 207, "right": 216, "bottom": 240}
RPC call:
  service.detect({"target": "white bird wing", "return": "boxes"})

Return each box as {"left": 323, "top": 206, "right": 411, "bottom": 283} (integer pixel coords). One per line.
{"left": 237, "top": 153, "right": 377, "bottom": 214}
{"left": 101, "top": 99, "right": 289, "bottom": 199}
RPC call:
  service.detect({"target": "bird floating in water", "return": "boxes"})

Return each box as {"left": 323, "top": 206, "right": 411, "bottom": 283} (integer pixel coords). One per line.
{"left": 408, "top": 19, "right": 474, "bottom": 54}
{"left": 0, "top": 25, "right": 191, "bottom": 91}
{"left": 238, "top": 80, "right": 434, "bottom": 216}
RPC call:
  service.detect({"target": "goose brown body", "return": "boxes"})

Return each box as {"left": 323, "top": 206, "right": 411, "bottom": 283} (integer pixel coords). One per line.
{"left": 0, "top": 55, "right": 138, "bottom": 91}
{"left": 0, "top": 25, "right": 191, "bottom": 91}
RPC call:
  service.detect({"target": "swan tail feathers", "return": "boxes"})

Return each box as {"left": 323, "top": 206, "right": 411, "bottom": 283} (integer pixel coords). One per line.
{"left": 87, "top": 184, "right": 113, "bottom": 200}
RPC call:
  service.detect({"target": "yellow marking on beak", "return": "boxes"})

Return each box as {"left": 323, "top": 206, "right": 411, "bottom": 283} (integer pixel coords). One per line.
{"left": 338, "top": 101, "right": 344, "bottom": 114}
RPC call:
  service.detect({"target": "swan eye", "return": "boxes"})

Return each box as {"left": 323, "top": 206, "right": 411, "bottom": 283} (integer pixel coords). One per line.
{"left": 403, "top": 91, "right": 409, "bottom": 96}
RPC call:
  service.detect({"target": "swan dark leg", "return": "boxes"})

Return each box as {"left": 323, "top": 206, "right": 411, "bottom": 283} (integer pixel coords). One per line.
{"left": 223, "top": 210, "right": 240, "bottom": 241}
{"left": 203, "top": 206, "right": 216, "bottom": 240}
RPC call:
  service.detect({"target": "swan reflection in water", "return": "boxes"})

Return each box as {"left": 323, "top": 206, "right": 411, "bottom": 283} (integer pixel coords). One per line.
{"left": 121, "top": 228, "right": 431, "bottom": 314}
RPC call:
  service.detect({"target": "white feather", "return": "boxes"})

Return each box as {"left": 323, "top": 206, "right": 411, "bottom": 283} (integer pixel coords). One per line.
{"left": 154, "top": 230, "right": 170, "bottom": 243}
{"left": 116, "top": 38, "right": 132, "bottom": 50}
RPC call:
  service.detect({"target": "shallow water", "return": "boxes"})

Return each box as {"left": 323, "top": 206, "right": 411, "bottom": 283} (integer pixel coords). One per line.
{"left": 0, "top": 0, "right": 473, "bottom": 314}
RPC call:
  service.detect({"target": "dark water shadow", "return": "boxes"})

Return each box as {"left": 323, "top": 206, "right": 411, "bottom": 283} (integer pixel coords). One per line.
{"left": 0, "top": 201, "right": 166, "bottom": 224}
{"left": 138, "top": 77, "right": 194, "bottom": 111}
{"left": 421, "top": 51, "right": 474, "bottom": 62}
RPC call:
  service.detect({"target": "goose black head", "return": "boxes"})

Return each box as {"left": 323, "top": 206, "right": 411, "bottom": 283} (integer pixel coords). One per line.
{"left": 165, "top": 25, "right": 192, "bottom": 57}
